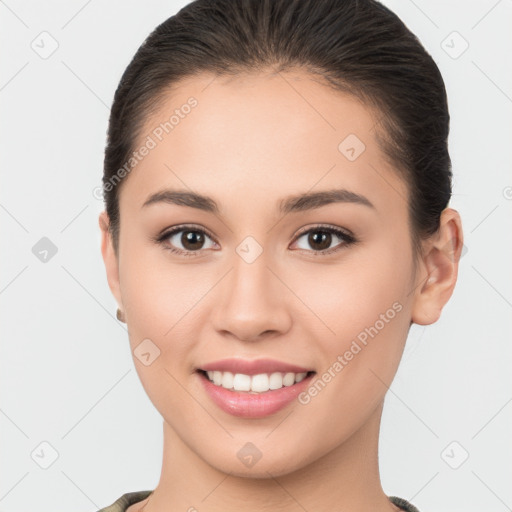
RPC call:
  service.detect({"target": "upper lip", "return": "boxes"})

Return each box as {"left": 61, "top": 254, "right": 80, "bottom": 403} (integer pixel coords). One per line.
{"left": 199, "top": 358, "right": 313, "bottom": 375}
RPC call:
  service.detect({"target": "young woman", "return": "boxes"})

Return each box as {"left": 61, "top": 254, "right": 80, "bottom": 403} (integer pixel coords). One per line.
{"left": 97, "top": 0, "right": 464, "bottom": 511}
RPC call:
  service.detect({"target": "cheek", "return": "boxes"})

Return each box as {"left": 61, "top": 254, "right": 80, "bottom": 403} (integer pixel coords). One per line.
{"left": 117, "top": 246, "right": 196, "bottom": 377}
{"left": 290, "top": 249, "right": 412, "bottom": 414}
{"left": 289, "top": 248, "right": 411, "bottom": 348}
{"left": 296, "top": 247, "right": 412, "bottom": 413}
{"left": 120, "top": 260, "right": 202, "bottom": 421}
{"left": 119, "top": 249, "right": 229, "bottom": 409}
{"left": 291, "top": 281, "right": 409, "bottom": 451}
{"left": 120, "top": 239, "right": 204, "bottom": 331}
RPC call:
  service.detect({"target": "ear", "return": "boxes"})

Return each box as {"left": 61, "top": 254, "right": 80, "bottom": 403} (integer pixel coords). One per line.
{"left": 411, "top": 208, "right": 464, "bottom": 325}
{"left": 98, "top": 211, "right": 123, "bottom": 312}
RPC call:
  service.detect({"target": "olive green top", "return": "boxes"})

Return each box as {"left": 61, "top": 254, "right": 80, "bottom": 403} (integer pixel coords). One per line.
{"left": 96, "top": 490, "right": 421, "bottom": 512}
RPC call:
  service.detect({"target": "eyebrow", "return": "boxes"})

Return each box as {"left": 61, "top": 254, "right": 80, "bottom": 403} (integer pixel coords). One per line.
{"left": 142, "top": 188, "right": 375, "bottom": 214}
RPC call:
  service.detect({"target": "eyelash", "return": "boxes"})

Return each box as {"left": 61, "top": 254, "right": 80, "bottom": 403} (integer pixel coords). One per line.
{"left": 155, "top": 224, "right": 357, "bottom": 258}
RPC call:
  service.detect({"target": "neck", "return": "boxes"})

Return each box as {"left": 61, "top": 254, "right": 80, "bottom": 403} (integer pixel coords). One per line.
{"left": 144, "top": 401, "right": 399, "bottom": 512}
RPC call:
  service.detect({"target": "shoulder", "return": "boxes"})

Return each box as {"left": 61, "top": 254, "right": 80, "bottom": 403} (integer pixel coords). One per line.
{"left": 94, "top": 491, "right": 417, "bottom": 512}
{"left": 389, "top": 495, "right": 422, "bottom": 512}
{"left": 95, "top": 490, "right": 153, "bottom": 512}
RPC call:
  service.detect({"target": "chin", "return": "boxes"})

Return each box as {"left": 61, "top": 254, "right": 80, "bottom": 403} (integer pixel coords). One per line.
{"left": 200, "top": 443, "right": 312, "bottom": 479}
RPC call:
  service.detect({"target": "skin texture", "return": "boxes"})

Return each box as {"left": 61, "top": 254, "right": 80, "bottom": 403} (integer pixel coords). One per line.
{"left": 99, "top": 69, "right": 463, "bottom": 512}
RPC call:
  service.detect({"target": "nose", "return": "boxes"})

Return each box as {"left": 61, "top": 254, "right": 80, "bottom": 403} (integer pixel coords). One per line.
{"left": 210, "top": 249, "right": 292, "bottom": 342}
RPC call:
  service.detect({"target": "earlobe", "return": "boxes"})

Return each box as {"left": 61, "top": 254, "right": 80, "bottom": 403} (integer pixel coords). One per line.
{"left": 411, "top": 208, "right": 464, "bottom": 326}
{"left": 98, "top": 211, "right": 124, "bottom": 312}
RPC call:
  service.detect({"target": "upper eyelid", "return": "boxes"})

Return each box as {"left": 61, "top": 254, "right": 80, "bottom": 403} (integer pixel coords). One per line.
{"left": 294, "top": 224, "right": 352, "bottom": 237}
{"left": 161, "top": 224, "right": 217, "bottom": 240}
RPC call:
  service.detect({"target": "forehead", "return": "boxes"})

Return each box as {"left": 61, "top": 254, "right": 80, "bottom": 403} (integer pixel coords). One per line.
{"left": 120, "top": 70, "right": 409, "bottom": 217}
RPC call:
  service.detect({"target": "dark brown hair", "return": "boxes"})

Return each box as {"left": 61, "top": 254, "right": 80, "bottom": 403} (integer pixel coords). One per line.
{"left": 102, "top": 0, "right": 452, "bottom": 260}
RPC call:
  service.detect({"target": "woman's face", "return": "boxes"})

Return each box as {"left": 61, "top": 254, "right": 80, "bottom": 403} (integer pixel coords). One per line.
{"left": 101, "top": 69, "right": 429, "bottom": 476}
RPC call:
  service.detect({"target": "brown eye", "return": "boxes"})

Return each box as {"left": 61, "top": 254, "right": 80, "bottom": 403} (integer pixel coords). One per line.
{"left": 292, "top": 226, "right": 356, "bottom": 255}
{"left": 306, "top": 231, "right": 333, "bottom": 251}
{"left": 179, "top": 230, "right": 206, "bottom": 251}
{"left": 157, "top": 225, "right": 216, "bottom": 256}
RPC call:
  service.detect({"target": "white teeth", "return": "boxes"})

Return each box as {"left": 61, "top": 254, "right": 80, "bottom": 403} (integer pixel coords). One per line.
{"left": 204, "top": 370, "right": 310, "bottom": 393}
{"left": 295, "top": 372, "right": 307, "bottom": 382}
{"left": 212, "top": 370, "right": 222, "bottom": 386}
{"left": 283, "top": 372, "right": 295, "bottom": 386}
{"left": 269, "top": 372, "right": 283, "bottom": 390}
{"left": 250, "top": 373, "right": 269, "bottom": 392}
{"left": 221, "top": 371, "right": 234, "bottom": 389}
{"left": 233, "top": 373, "right": 251, "bottom": 391}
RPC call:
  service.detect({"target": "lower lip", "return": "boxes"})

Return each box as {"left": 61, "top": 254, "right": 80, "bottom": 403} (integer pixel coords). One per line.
{"left": 197, "top": 370, "right": 315, "bottom": 418}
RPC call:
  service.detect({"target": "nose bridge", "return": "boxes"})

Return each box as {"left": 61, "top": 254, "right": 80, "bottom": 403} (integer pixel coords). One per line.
{"left": 212, "top": 240, "right": 291, "bottom": 340}
{"left": 232, "top": 244, "right": 272, "bottom": 301}
{"left": 230, "top": 243, "right": 278, "bottom": 313}
{"left": 229, "top": 231, "right": 276, "bottom": 301}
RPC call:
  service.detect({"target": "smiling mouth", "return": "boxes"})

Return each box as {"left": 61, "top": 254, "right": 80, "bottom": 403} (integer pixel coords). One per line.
{"left": 197, "top": 369, "right": 316, "bottom": 394}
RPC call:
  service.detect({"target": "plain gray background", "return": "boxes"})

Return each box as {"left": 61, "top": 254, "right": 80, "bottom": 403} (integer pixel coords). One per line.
{"left": 1, "top": 1, "right": 511, "bottom": 511}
